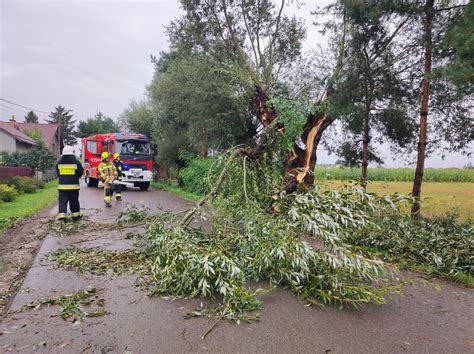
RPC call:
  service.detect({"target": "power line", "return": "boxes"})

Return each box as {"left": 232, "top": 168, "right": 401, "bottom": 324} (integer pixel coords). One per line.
{"left": 0, "top": 98, "right": 50, "bottom": 115}
{"left": 0, "top": 104, "right": 49, "bottom": 118}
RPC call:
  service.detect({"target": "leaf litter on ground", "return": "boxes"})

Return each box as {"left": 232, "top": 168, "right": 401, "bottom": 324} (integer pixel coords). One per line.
{"left": 19, "top": 287, "right": 108, "bottom": 324}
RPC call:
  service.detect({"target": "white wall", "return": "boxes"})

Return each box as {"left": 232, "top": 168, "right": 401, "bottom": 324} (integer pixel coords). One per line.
{"left": 0, "top": 130, "right": 16, "bottom": 152}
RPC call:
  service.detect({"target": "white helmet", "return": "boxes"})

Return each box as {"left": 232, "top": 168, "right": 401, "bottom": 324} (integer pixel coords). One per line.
{"left": 62, "top": 146, "right": 75, "bottom": 156}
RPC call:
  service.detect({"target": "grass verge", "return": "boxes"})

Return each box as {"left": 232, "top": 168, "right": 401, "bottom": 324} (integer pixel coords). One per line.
{"left": 356, "top": 245, "right": 474, "bottom": 288}
{"left": 151, "top": 181, "right": 201, "bottom": 202}
{"left": 323, "top": 180, "right": 473, "bottom": 221}
{"left": 0, "top": 180, "right": 58, "bottom": 233}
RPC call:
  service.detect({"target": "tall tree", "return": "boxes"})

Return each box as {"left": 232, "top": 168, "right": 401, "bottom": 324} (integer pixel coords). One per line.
{"left": 46, "top": 105, "right": 76, "bottom": 151}
{"left": 24, "top": 111, "right": 39, "bottom": 123}
{"left": 328, "top": 1, "right": 417, "bottom": 186}
{"left": 149, "top": 54, "right": 254, "bottom": 158}
{"left": 411, "top": 0, "right": 434, "bottom": 216}
{"left": 76, "top": 111, "right": 119, "bottom": 138}
{"left": 410, "top": 0, "right": 471, "bottom": 216}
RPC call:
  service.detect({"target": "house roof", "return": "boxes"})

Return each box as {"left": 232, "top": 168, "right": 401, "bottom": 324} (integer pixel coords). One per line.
{"left": 17, "top": 123, "right": 58, "bottom": 147}
{"left": 0, "top": 122, "right": 37, "bottom": 146}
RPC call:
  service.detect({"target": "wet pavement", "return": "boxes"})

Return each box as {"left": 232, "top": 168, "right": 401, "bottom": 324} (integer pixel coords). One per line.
{"left": 0, "top": 182, "right": 473, "bottom": 353}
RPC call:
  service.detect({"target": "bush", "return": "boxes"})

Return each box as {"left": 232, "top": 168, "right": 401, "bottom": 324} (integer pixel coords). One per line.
{"left": 0, "top": 184, "right": 18, "bottom": 202}
{"left": 178, "top": 158, "right": 216, "bottom": 195}
{"left": 8, "top": 176, "right": 40, "bottom": 194}
{"left": 31, "top": 178, "right": 46, "bottom": 189}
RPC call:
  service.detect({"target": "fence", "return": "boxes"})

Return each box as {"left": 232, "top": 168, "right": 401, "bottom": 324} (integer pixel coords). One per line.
{"left": 0, "top": 166, "right": 33, "bottom": 181}
{"left": 35, "top": 169, "right": 57, "bottom": 181}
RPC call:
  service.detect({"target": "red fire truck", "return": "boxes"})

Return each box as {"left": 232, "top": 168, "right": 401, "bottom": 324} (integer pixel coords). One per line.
{"left": 81, "top": 133, "right": 153, "bottom": 190}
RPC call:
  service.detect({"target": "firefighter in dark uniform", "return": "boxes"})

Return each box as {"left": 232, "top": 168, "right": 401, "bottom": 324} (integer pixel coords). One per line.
{"left": 56, "top": 146, "right": 83, "bottom": 221}
{"left": 112, "top": 153, "right": 124, "bottom": 201}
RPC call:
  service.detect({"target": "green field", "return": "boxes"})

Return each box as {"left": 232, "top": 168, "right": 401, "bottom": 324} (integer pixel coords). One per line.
{"left": 315, "top": 167, "right": 474, "bottom": 183}
{"left": 0, "top": 180, "right": 58, "bottom": 233}
{"left": 324, "top": 180, "right": 473, "bottom": 220}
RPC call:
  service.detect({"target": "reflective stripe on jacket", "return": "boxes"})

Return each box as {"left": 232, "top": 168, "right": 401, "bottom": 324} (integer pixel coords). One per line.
{"left": 98, "top": 162, "right": 117, "bottom": 181}
{"left": 56, "top": 156, "right": 83, "bottom": 190}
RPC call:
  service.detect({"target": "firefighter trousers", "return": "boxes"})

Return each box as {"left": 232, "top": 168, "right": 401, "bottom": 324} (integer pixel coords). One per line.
{"left": 58, "top": 190, "right": 80, "bottom": 219}
{"left": 104, "top": 183, "right": 114, "bottom": 204}
{"left": 114, "top": 182, "right": 122, "bottom": 199}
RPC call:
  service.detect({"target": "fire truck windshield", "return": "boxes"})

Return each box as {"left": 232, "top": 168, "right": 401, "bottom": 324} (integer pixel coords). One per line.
{"left": 116, "top": 140, "right": 151, "bottom": 156}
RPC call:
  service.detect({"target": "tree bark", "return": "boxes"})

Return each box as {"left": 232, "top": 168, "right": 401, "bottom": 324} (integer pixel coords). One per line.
{"left": 200, "top": 129, "right": 208, "bottom": 158}
{"left": 283, "top": 113, "right": 332, "bottom": 193}
{"left": 361, "top": 101, "right": 371, "bottom": 188}
{"left": 411, "top": 0, "right": 434, "bottom": 217}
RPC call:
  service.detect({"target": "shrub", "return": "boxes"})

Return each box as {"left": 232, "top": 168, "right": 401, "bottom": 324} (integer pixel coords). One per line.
{"left": 31, "top": 178, "right": 46, "bottom": 189}
{"left": 0, "top": 184, "right": 18, "bottom": 202}
{"left": 179, "top": 158, "right": 216, "bottom": 195}
{"left": 8, "top": 176, "right": 40, "bottom": 194}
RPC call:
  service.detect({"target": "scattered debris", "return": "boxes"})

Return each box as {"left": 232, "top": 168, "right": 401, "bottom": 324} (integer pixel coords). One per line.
{"left": 46, "top": 247, "right": 150, "bottom": 276}
{"left": 19, "top": 287, "right": 108, "bottom": 324}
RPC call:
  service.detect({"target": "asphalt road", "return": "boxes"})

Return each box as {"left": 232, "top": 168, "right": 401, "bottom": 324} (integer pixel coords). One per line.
{"left": 0, "top": 182, "right": 473, "bottom": 353}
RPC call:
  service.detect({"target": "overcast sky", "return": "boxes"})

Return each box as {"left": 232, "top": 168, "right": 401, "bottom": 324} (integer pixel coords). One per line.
{"left": 1, "top": 0, "right": 472, "bottom": 167}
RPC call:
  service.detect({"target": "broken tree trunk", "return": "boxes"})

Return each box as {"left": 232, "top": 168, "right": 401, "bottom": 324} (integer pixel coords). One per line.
{"left": 283, "top": 113, "right": 332, "bottom": 193}
{"left": 251, "top": 85, "right": 333, "bottom": 193}
{"left": 412, "top": 0, "right": 434, "bottom": 217}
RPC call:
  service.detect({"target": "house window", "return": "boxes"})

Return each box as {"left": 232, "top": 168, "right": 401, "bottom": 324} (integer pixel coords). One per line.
{"left": 86, "top": 140, "right": 98, "bottom": 154}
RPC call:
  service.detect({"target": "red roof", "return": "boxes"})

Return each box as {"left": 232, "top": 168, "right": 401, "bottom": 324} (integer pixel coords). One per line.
{"left": 0, "top": 122, "right": 37, "bottom": 146}
{"left": 17, "top": 123, "right": 58, "bottom": 148}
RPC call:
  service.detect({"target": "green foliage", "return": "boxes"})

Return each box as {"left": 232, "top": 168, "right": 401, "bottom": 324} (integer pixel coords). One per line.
{"left": 23, "top": 128, "right": 44, "bottom": 144}
{"left": 76, "top": 111, "right": 119, "bottom": 138}
{"left": 435, "top": 1, "right": 473, "bottom": 96}
{"left": 0, "top": 184, "right": 17, "bottom": 202}
{"left": 134, "top": 152, "right": 410, "bottom": 321}
{"left": 269, "top": 98, "right": 312, "bottom": 152}
{"left": 0, "top": 142, "right": 55, "bottom": 172}
{"left": 7, "top": 176, "right": 43, "bottom": 194}
{"left": 151, "top": 181, "right": 201, "bottom": 202}
{"left": 24, "top": 111, "right": 39, "bottom": 123}
{"left": 348, "top": 213, "right": 473, "bottom": 275}
{"left": 314, "top": 166, "right": 474, "bottom": 182}
{"left": 149, "top": 54, "right": 254, "bottom": 156}
{"left": 178, "top": 157, "right": 216, "bottom": 195}
{"left": 47, "top": 248, "right": 148, "bottom": 276}
{"left": 0, "top": 180, "right": 57, "bottom": 234}
{"left": 335, "top": 141, "right": 383, "bottom": 168}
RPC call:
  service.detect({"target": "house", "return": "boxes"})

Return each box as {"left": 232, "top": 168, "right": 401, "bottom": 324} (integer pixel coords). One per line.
{"left": 17, "top": 122, "right": 60, "bottom": 157}
{"left": 1, "top": 116, "right": 60, "bottom": 157}
{"left": 0, "top": 119, "right": 37, "bottom": 152}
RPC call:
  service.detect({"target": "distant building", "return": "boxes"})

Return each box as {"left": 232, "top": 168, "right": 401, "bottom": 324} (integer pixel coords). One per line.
{"left": 17, "top": 121, "right": 60, "bottom": 157}
{"left": 0, "top": 116, "right": 60, "bottom": 157}
{"left": 0, "top": 118, "right": 37, "bottom": 152}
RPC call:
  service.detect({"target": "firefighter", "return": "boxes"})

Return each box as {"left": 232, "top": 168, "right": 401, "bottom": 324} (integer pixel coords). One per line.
{"left": 112, "top": 153, "right": 124, "bottom": 201}
{"left": 98, "top": 152, "right": 118, "bottom": 207}
{"left": 56, "top": 146, "right": 83, "bottom": 221}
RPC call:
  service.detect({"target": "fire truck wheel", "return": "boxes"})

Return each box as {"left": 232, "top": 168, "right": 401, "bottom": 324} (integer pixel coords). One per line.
{"left": 85, "top": 172, "right": 99, "bottom": 187}
{"left": 138, "top": 182, "right": 150, "bottom": 191}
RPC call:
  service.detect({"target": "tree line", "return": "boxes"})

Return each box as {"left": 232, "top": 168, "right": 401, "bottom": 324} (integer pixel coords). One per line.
{"left": 120, "top": 0, "right": 472, "bottom": 216}
{"left": 22, "top": 107, "right": 119, "bottom": 151}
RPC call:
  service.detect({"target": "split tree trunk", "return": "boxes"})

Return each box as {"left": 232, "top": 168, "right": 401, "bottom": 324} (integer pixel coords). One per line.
{"left": 252, "top": 85, "right": 332, "bottom": 194}
{"left": 411, "top": 0, "right": 434, "bottom": 217}
{"left": 283, "top": 113, "right": 331, "bottom": 193}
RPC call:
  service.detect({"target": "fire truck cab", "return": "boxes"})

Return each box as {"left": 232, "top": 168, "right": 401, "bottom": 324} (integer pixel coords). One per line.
{"left": 81, "top": 133, "right": 153, "bottom": 190}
